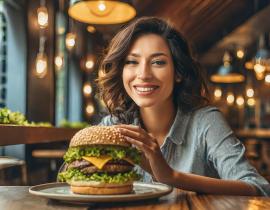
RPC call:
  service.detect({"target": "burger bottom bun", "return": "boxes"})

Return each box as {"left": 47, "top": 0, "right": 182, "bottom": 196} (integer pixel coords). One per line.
{"left": 71, "top": 184, "right": 133, "bottom": 195}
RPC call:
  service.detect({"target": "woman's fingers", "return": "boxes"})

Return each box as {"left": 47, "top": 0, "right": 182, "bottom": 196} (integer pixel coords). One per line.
{"left": 125, "top": 136, "right": 152, "bottom": 153}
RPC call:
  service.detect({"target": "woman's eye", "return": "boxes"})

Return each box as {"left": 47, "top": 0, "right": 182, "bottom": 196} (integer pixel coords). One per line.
{"left": 125, "top": 60, "right": 138, "bottom": 65}
{"left": 152, "top": 60, "right": 166, "bottom": 66}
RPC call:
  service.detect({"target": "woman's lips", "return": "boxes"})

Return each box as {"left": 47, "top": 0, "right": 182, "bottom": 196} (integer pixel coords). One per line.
{"left": 133, "top": 85, "right": 159, "bottom": 96}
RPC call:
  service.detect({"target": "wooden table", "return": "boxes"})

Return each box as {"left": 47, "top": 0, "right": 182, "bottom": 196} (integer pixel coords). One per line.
{"left": 1, "top": 186, "right": 270, "bottom": 210}
{"left": 0, "top": 125, "right": 80, "bottom": 146}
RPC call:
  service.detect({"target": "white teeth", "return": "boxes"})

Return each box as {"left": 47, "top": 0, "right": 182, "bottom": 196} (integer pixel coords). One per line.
{"left": 135, "top": 87, "right": 156, "bottom": 92}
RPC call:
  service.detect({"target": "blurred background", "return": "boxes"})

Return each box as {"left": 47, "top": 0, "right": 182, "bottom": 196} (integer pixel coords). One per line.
{"left": 0, "top": 0, "right": 270, "bottom": 185}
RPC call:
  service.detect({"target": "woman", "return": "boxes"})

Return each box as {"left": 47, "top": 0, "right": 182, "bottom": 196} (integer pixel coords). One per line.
{"left": 98, "top": 17, "right": 270, "bottom": 196}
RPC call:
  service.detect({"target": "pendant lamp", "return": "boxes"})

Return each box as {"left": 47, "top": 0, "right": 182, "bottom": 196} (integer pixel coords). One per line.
{"left": 210, "top": 51, "right": 245, "bottom": 83}
{"left": 68, "top": 0, "right": 136, "bottom": 24}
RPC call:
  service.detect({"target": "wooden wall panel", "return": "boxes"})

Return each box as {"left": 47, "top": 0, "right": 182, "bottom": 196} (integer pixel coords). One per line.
{"left": 26, "top": 0, "right": 55, "bottom": 123}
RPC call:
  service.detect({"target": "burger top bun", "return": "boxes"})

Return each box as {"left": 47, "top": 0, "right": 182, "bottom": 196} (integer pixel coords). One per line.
{"left": 69, "top": 126, "right": 130, "bottom": 147}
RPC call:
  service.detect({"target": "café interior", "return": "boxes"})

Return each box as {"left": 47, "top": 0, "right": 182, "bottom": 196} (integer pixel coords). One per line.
{"left": 1, "top": 0, "right": 270, "bottom": 206}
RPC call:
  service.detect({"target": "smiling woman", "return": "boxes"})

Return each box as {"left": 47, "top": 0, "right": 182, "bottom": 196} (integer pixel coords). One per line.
{"left": 97, "top": 17, "right": 270, "bottom": 196}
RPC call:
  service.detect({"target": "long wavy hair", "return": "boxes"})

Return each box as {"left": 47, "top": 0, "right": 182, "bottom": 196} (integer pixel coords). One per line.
{"left": 98, "top": 17, "right": 209, "bottom": 122}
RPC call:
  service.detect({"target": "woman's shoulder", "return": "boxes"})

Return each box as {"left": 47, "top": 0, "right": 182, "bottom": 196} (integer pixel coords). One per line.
{"left": 99, "top": 114, "right": 120, "bottom": 126}
{"left": 99, "top": 111, "right": 140, "bottom": 126}
{"left": 192, "top": 105, "right": 222, "bottom": 119}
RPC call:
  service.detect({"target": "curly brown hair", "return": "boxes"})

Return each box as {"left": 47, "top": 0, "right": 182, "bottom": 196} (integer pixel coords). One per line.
{"left": 98, "top": 16, "right": 209, "bottom": 122}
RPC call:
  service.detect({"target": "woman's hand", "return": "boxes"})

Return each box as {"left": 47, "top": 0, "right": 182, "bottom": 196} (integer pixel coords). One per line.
{"left": 115, "top": 124, "right": 174, "bottom": 184}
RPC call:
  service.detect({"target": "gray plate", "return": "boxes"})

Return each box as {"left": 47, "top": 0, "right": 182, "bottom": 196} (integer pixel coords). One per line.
{"left": 29, "top": 182, "right": 173, "bottom": 203}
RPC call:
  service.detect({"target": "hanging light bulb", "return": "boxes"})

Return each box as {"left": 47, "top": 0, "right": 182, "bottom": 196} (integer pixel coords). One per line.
{"left": 214, "top": 87, "right": 222, "bottom": 100}
{"left": 84, "top": 55, "right": 95, "bottom": 72}
{"left": 35, "top": 52, "right": 47, "bottom": 78}
{"left": 65, "top": 32, "right": 76, "bottom": 50}
{"left": 236, "top": 96, "right": 244, "bottom": 107}
{"left": 226, "top": 92, "right": 235, "bottom": 105}
{"left": 246, "top": 88, "right": 254, "bottom": 98}
{"left": 254, "top": 58, "right": 266, "bottom": 80}
{"left": 236, "top": 48, "right": 244, "bottom": 59}
{"left": 37, "top": 0, "right": 48, "bottom": 28}
{"left": 55, "top": 55, "right": 64, "bottom": 70}
{"left": 35, "top": 36, "right": 47, "bottom": 78}
{"left": 265, "top": 73, "right": 270, "bottom": 84}
{"left": 83, "top": 82, "right": 92, "bottom": 96}
{"left": 247, "top": 98, "right": 256, "bottom": 107}
{"left": 85, "top": 103, "right": 95, "bottom": 116}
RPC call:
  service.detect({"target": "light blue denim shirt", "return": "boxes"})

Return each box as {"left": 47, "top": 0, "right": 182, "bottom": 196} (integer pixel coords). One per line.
{"left": 99, "top": 106, "right": 270, "bottom": 196}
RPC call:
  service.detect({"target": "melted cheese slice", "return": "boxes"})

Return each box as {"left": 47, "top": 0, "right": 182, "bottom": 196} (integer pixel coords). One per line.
{"left": 82, "top": 155, "right": 112, "bottom": 170}
{"left": 82, "top": 156, "right": 136, "bottom": 170}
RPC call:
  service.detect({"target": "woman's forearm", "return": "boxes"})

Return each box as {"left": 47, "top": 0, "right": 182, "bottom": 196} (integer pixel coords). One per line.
{"left": 164, "top": 170, "right": 259, "bottom": 196}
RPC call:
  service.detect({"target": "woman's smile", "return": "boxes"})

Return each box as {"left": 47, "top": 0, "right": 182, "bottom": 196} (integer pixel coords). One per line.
{"left": 133, "top": 84, "right": 159, "bottom": 96}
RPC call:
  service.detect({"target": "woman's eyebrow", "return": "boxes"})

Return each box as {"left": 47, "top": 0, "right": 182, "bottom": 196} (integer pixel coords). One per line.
{"left": 127, "top": 52, "right": 168, "bottom": 58}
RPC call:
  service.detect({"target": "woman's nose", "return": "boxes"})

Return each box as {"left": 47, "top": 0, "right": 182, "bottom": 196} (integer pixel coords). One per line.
{"left": 137, "top": 62, "right": 153, "bottom": 80}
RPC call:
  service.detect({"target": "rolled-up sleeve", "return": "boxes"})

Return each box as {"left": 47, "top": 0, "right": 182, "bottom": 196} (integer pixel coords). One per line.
{"left": 201, "top": 107, "right": 270, "bottom": 196}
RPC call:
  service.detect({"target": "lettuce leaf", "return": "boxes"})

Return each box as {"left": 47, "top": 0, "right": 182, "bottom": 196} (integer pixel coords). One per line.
{"left": 64, "top": 146, "right": 141, "bottom": 164}
{"left": 58, "top": 168, "right": 141, "bottom": 184}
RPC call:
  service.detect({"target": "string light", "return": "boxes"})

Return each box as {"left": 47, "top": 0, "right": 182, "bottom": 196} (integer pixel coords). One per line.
{"left": 83, "top": 82, "right": 92, "bottom": 96}
{"left": 236, "top": 96, "right": 244, "bottom": 107}
{"left": 85, "top": 60, "right": 94, "bottom": 70}
{"left": 35, "top": 52, "right": 47, "bottom": 78}
{"left": 247, "top": 98, "right": 256, "bottom": 107}
{"left": 65, "top": 32, "right": 76, "bottom": 50}
{"left": 214, "top": 88, "right": 222, "bottom": 100}
{"left": 246, "top": 88, "right": 254, "bottom": 98}
{"left": 55, "top": 55, "right": 64, "bottom": 70}
{"left": 226, "top": 92, "right": 235, "bottom": 105}
{"left": 265, "top": 73, "right": 270, "bottom": 84}
{"left": 236, "top": 49, "right": 244, "bottom": 59}
{"left": 37, "top": 0, "right": 48, "bottom": 28}
{"left": 85, "top": 103, "right": 95, "bottom": 116}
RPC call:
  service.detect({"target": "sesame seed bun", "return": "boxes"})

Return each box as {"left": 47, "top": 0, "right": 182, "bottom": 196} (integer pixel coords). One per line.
{"left": 69, "top": 126, "right": 130, "bottom": 147}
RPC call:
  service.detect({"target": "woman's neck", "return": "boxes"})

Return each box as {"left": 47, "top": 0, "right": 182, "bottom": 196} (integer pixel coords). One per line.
{"left": 139, "top": 100, "right": 176, "bottom": 145}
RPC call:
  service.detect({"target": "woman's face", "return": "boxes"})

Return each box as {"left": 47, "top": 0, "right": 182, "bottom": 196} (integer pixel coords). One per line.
{"left": 122, "top": 33, "right": 175, "bottom": 109}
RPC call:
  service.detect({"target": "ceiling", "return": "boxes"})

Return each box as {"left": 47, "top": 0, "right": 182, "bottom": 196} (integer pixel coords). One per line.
{"left": 133, "top": 0, "right": 270, "bottom": 56}
{"left": 9, "top": 0, "right": 270, "bottom": 70}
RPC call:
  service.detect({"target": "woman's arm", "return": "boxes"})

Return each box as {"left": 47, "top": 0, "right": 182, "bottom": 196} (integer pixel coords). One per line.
{"left": 164, "top": 169, "right": 258, "bottom": 196}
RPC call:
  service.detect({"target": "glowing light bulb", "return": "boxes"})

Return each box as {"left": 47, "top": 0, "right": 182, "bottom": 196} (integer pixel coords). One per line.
{"left": 247, "top": 98, "right": 256, "bottom": 106}
{"left": 85, "top": 60, "right": 94, "bottom": 70}
{"left": 37, "top": 6, "right": 48, "bottom": 28}
{"left": 236, "top": 49, "right": 244, "bottom": 59}
{"left": 254, "top": 61, "right": 266, "bottom": 80}
{"left": 55, "top": 55, "right": 63, "bottom": 70}
{"left": 35, "top": 53, "right": 47, "bottom": 78}
{"left": 98, "top": 1, "right": 106, "bottom": 11}
{"left": 214, "top": 88, "right": 222, "bottom": 100}
{"left": 265, "top": 74, "right": 270, "bottom": 84}
{"left": 86, "top": 103, "right": 95, "bottom": 116}
{"left": 83, "top": 82, "right": 92, "bottom": 96}
{"left": 236, "top": 96, "right": 244, "bottom": 107}
{"left": 246, "top": 88, "right": 254, "bottom": 98}
{"left": 65, "top": 33, "right": 76, "bottom": 50}
{"left": 226, "top": 92, "right": 234, "bottom": 105}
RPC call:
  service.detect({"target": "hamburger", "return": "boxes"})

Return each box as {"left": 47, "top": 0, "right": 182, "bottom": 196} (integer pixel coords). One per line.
{"left": 57, "top": 126, "right": 141, "bottom": 195}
